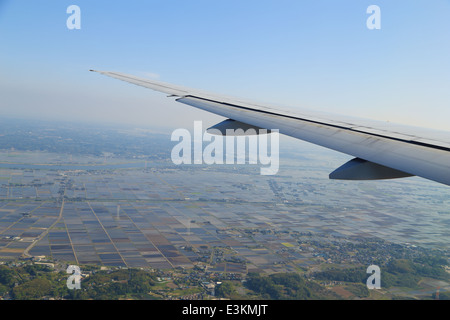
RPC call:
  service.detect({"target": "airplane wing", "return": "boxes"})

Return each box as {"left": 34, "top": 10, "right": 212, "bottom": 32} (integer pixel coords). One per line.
{"left": 90, "top": 70, "right": 450, "bottom": 186}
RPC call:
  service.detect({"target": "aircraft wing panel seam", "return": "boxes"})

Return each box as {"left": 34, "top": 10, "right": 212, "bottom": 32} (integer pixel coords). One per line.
{"left": 184, "top": 95, "right": 450, "bottom": 153}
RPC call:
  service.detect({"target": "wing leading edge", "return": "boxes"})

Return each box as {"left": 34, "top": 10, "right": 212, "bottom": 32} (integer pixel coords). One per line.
{"left": 91, "top": 70, "right": 450, "bottom": 186}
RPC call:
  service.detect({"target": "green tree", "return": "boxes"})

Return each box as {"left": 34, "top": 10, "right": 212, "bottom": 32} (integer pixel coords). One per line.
{"left": 12, "top": 278, "right": 52, "bottom": 300}
{"left": 215, "top": 281, "right": 236, "bottom": 298}
{"left": 0, "top": 265, "right": 15, "bottom": 286}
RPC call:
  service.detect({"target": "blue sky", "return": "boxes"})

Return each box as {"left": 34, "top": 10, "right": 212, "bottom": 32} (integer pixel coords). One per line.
{"left": 1, "top": 0, "right": 450, "bottom": 131}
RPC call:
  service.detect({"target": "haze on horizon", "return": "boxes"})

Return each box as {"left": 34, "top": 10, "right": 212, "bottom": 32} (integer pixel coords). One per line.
{"left": 0, "top": 1, "right": 449, "bottom": 132}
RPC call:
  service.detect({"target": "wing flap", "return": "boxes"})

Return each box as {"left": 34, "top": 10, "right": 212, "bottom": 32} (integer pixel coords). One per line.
{"left": 329, "top": 158, "right": 414, "bottom": 180}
